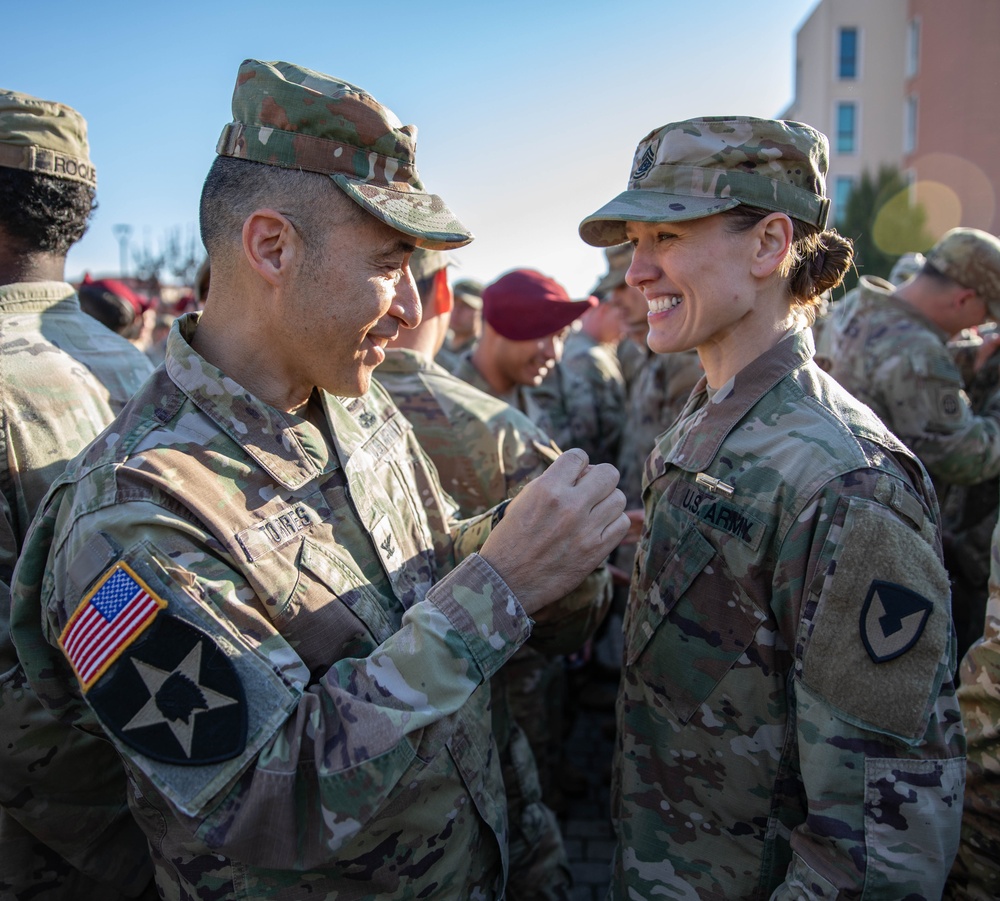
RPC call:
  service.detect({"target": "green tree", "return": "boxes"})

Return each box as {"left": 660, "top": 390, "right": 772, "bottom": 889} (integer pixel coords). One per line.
{"left": 836, "top": 166, "right": 934, "bottom": 294}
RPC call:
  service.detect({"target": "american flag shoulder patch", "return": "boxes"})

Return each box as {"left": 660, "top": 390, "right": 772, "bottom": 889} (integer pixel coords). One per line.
{"left": 59, "top": 561, "right": 167, "bottom": 692}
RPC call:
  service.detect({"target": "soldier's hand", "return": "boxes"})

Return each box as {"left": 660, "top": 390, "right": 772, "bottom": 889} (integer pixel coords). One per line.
{"left": 480, "top": 449, "right": 628, "bottom": 615}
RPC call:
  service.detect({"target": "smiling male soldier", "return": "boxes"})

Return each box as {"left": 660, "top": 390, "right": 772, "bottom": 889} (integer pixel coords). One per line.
{"left": 10, "top": 59, "right": 628, "bottom": 900}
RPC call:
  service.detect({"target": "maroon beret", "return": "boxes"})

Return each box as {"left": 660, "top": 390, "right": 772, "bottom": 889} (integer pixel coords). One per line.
{"left": 482, "top": 269, "right": 596, "bottom": 341}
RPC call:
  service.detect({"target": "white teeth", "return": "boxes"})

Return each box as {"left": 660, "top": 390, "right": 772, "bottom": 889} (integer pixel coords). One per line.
{"left": 648, "top": 296, "right": 682, "bottom": 314}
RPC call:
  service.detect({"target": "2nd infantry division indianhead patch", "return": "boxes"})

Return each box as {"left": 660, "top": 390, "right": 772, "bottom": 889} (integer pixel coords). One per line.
{"left": 860, "top": 580, "right": 933, "bottom": 664}
{"left": 60, "top": 561, "right": 248, "bottom": 765}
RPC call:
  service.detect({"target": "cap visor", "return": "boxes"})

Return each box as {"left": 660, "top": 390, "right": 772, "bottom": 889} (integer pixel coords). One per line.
{"left": 579, "top": 189, "right": 740, "bottom": 247}
{"left": 333, "top": 174, "right": 474, "bottom": 250}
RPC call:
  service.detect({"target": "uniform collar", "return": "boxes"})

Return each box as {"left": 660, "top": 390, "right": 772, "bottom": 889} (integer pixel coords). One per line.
{"left": 379, "top": 347, "right": 440, "bottom": 374}
{"left": 164, "top": 313, "right": 332, "bottom": 491}
{"left": 0, "top": 280, "right": 78, "bottom": 312}
{"left": 666, "top": 329, "right": 815, "bottom": 473}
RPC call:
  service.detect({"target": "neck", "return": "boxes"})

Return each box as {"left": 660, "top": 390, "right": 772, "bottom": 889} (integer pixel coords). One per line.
{"left": 471, "top": 341, "right": 514, "bottom": 394}
{"left": 0, "top": 251, "right": 67, "bottom": 286}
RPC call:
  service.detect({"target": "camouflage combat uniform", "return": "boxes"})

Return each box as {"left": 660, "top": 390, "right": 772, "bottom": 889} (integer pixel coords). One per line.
{"left": 559, "top": 329, "right": 625, "bottom": 466}
{"left": 0, "top": 280, "right": 154, "bottom": 900}
{"left": 11, "top": 316, "right": 537, "bottom": 900}
{"left": 830, "top": 275, "right": 1000, "bottom": 489}
{"left": 945, "top": 500, "right": 1000, "bottom": 900}
{"left": 377, "top": 348, "right": 596, "bottom": 901}
{"left": 614, "top": 329, "right": 965, "bottom": 898}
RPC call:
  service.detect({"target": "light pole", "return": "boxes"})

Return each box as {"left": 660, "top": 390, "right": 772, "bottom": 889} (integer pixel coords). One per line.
{"left": 112, "top": 224, "right": 132, "bottom": 277}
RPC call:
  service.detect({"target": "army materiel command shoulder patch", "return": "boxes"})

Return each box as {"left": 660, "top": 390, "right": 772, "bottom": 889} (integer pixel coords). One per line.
{"left": 59, "top": 562, "right": 167, "bottom": 691}
{"left": 860, "top": 580, "right": 933, "bottom": 664}
{"left": 88, "top": 614, "right": 247, "bottom": 765}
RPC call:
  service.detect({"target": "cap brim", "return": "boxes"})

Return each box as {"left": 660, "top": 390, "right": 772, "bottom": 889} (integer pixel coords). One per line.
{"left": 333, "top": 174, "right": 474, "bottom": 251}
{"left": 488, "top": 297, "right": 597, "bottom": 341}
{"left": 579, "top": 189, "right": 741, "bottom": 247}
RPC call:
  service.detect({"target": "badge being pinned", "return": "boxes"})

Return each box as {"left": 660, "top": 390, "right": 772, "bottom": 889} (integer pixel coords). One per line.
{"left": 860, "top": 580, "right": 933, "bottom": 664}
{"left": 60, "top": 562, "right": 167, "bottom": 691}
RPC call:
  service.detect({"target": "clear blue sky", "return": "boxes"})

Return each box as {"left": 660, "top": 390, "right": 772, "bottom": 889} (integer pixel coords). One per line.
{"left": 3, "top": 0, "right": 819, "bottom": 296}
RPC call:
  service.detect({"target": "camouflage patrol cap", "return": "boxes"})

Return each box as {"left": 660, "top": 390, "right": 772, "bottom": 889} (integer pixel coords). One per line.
{"left": 580, "top": 116, "right": 830, "bottom": 247}
{"left": 216, "top": 59, "right": 472, "bottom": 250}
{"left": 925, "top": 228, "right": 1000, "bottom": 319}
{"left": 0, "top": 89, "right": 96, "bottom": 187}
{"left": 452, "top": 278, "right": 484, "bottom": 310}
{"left": 888, "top": 252, "right": 926, "bottom": 286}
{"left": 591, "top": 243, "right": 633, "bottom": 297}
{"left": 408, "top": 247, "right": 452, "bottom": 284}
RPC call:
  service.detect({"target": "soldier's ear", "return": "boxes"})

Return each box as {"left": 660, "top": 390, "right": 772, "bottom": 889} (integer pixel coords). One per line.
{"left": 750, "top": 213, "right": 794, "bottom": 280}
{"left": 241, "top": 209, "right": 298, "bottom": 288}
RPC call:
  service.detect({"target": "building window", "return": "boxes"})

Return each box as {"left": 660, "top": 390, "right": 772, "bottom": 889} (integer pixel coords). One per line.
{"left": 834, "top": 176, "right": 854, "bottom": 224}
{"left": 838, "top": 27, "right": 858, "bottom": 79}
{"left": 904, "top": 95, "right": 918, "bottom": 154}
{"left": 836, "top": 102, "right": 857, "bottom": 154}
{"left": 906, "top": 18, "right": 921, "bottom": 78}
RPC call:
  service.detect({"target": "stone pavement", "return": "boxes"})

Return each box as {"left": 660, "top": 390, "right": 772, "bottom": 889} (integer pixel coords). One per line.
{"left": 560, "top": 682, "right": 617, "bottom": 901}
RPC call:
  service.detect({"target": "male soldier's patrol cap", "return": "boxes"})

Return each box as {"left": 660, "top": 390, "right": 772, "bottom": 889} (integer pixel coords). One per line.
{"left": 216, "top": 59, "right": 472, "bottom": 251}
{"left": 452, "top": 278, "right": 484, "bottom": 310}
{"left": 408, "top": 247, "right": 452, "bottom": 284}
{"left": 591, "top": 242, "right": 633, "bottom": 297}
{"left": 483, "top": 269, "right": 596, "bottom": 341}
{"left": 925, "top": 228, "right": 1000, "bottom": 320}
{"left": 0, "top": 89, "right": 96, "bottom": 187}
{"left": 888, "top": 252, "right": 926, "bottom": 286}
{"left": 580, "top": 116, "right": 830, "bottom": 247}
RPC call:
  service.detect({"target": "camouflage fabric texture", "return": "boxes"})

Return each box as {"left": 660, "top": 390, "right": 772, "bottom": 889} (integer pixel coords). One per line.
{"left": 216, "top": 59, "right": 472, "bottom": 250}
{"left": 0, "top": 281, "right": 154, "bottom": 900}
{"left": 579, "top": 116, "right": 831, "bottom": 247}
{"left": 613, "top": 329, "right": 965, "bottom": 898}
{"left": 945, "top": 490, "right": 1000, "bottom": 901}
{"left": 560, "top": 329, "right": 626, "bottom": 467}
{"left": 829, "top": 275, "right": 1000, "bottom": 489}
{"left": 926, "top": 228, "right": 1000, "bottom": 320}
{"left": 0, "top": 89, "right": 96, "bottom": 187}
{"left": 376, "top": 348, "right": 609, "bottom": 901}
{"left": 11, "top": 315, "right": 536, "bottom": 899}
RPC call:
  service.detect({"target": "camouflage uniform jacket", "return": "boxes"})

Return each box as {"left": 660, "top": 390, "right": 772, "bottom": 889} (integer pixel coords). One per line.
{"left": 616, "top": 345, "right": 702, "bottom": 508}
{"left": 614, "top": 328, "right": 966, "bottom": 899}
{"left": 830, "top": 275, "right": 1000, "bottom": 488}
{"left": 0, "top": 280, "right": 154, "bottom": 899}
{"left": 11, "top": 315, "right": 535, "bottom": 900}
{"left": 452, "top": 351, "right": 573, "bottom": 452}
{"left": 560, "top": 330, "right": 625, "bottom": 466}
{"left": 946, "top": 503, "right": 1000, "bottom": 900}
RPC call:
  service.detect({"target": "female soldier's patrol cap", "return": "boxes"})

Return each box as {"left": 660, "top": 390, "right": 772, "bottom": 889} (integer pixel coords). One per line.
{"left": 579, "top": 116, "right": 831, "bottom": 247}
{"left": 0, "top": 89, "right": 96, "bottom": 188}
{"left": 216, "top": 59, "right": 473, "bottom": 251}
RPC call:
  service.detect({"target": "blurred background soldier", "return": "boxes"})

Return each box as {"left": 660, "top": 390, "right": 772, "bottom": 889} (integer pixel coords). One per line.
{"left": 830, "top": 228, "right": 1000, "bottom": 658}
{"left": 377, "top": 247, "right": 611, "bottom": 900}
{"left": 0, "top": 89, "right": 154, "bottom": 900}
{"left": 77, "top": 274, "right": 147, "bottom": 342}
{"left": 436, "top": 276, "right": 482, "bottom": 371}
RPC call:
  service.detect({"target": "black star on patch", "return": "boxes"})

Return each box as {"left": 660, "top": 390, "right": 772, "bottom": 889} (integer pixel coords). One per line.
{"left": 89, "top": 615, "right": 247, "bottom": 764}
{"left": 860, "top": 580, "right": 933, "bottom": 664}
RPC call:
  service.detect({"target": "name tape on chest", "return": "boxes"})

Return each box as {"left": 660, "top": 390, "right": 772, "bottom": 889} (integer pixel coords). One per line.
{"left": 59, "top": 562, "right": 167, "bottom": 691}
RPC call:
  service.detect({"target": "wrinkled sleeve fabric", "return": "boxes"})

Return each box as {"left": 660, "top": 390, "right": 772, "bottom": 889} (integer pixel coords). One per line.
{"left": 772, "top": 471, "right": 966, "bottom": 898}
{"left": 16, "top": 498, "right": 531, "bottom": 871}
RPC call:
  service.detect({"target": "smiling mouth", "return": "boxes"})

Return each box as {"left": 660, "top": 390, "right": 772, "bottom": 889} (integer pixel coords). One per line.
{"left": 648, "top": 296, "right": 682, "bottom": 314}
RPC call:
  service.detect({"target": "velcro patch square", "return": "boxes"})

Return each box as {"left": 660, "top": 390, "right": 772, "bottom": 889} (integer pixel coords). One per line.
{"left": 59, "top": 562, "right": 167, "bottom": 691}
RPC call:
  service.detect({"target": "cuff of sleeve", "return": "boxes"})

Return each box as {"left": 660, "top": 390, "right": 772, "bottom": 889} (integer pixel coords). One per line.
{"left": 428, "top": 552, "right": 532, "bottom": 681}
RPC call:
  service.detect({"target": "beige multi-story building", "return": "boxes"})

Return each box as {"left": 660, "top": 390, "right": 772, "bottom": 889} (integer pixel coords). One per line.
{"left": 782, "top": 0, "right": 1000, "bottom": 236}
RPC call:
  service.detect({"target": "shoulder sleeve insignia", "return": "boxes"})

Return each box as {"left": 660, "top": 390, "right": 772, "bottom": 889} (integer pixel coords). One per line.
{"left": 87, "top": 614, "right": 247, "bottom": 765}
{"left": 59, "top": 562, "right": 167, "bottom": 691}
{"left": 860, "top": 580, "right": 933, "bottom": 663}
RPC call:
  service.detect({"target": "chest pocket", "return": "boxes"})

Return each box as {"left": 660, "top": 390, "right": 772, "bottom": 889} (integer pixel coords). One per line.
{"left": 626, "top": 523, "right": 761, "bottom": 724}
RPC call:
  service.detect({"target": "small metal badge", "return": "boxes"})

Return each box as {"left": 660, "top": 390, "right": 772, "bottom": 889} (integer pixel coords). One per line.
{"left": 695, "top": 472, "right": 735, "bottom": 498}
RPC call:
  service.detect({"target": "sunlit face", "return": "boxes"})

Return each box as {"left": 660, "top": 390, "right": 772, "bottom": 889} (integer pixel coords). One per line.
{"left": 625, "top": 215, "right": 759, "bottom": 361}
{"left": 286, "top": 213, "right": 419, "bottom": 397}
{"left": 494, "top": 327, "right": 568, "bottom": 387}
{"left": 609, "top": 281, "right": 650, "bottom": 346}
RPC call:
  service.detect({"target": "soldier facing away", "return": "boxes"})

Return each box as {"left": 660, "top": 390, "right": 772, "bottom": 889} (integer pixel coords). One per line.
{"left": 9, "top": 59, "right": 627, "bottom": 900}
{"left": 580, "top": 115, "right": 965, "bottom": 898}
{"left": 0, "top": 89, "right": 155, "bottom": 900}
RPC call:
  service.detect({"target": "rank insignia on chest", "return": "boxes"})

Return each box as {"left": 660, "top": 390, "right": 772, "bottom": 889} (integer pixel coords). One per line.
{"left": 860, "top": 580, "right": 932, "bottom": 663}
{"left": 87, "top": 614, "right": 248, "bottom": 765}
{"left": 59, "top": 562, "right": 167, "bottom": 691}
